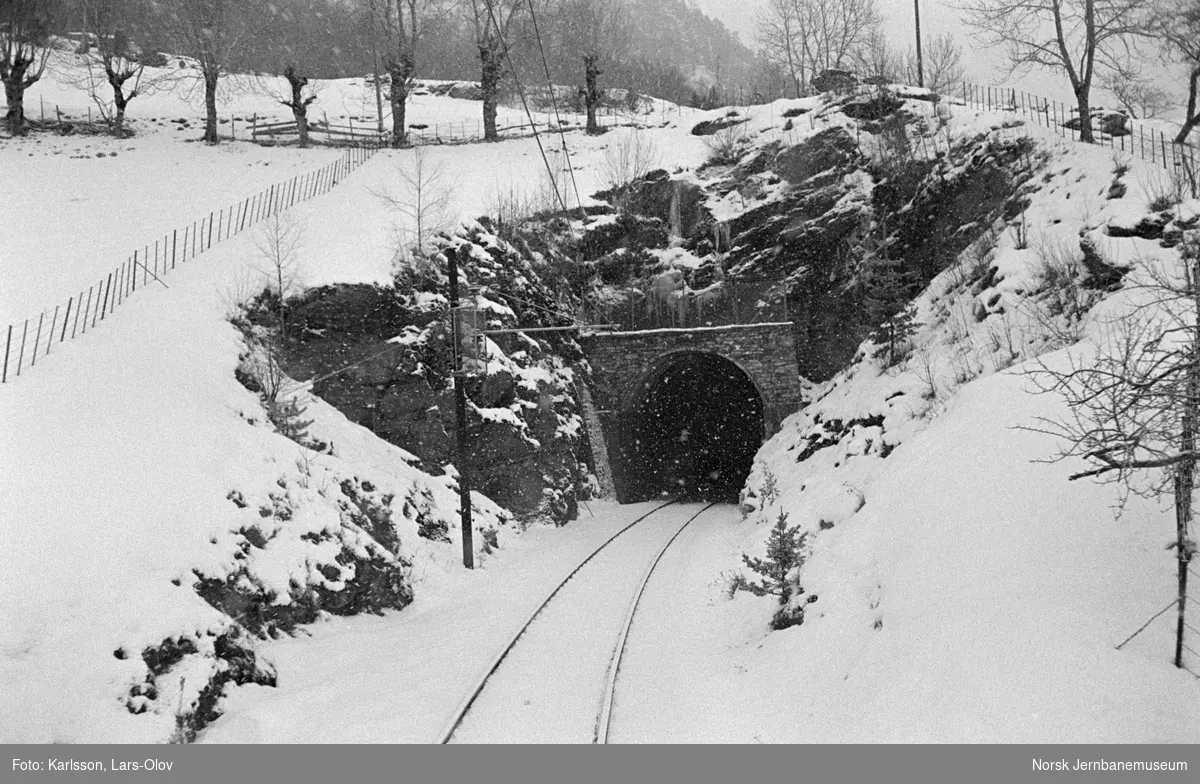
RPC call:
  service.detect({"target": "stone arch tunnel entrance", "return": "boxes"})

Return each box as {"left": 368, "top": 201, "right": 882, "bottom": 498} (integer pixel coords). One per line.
{"left": 580, "top": 323, "right": 803, "bottom": 504}
{"left": 621, "top": 351, "right": 764, "bottom": 502}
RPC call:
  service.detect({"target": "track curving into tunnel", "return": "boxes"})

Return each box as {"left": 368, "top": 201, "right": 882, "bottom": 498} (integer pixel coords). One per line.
{"left": 618, "top": 350, "right": 764, "bottom": 503}
{"left": 438, "top": 502, "right": 722, "bottom": 744}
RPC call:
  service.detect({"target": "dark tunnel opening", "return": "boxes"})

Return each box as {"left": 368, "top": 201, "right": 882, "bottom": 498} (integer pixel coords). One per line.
{"left": 617, "top": 351, "right": 765, "bottom": 503}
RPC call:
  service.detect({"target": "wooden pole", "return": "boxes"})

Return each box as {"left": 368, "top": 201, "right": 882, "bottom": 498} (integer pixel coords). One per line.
{"left": 913, "top": 0, "right": 924, "bottom": 89}
{"left": 447, "top": 246, "right": 475, "bottom": 570}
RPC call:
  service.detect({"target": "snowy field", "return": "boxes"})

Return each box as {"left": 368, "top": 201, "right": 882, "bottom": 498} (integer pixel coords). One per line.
{"left": 3, "top": 49, "right": 1200, "bottom": 744}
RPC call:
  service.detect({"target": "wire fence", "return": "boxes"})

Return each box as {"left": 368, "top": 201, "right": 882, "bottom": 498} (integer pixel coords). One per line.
{"left": 956, "top": 80, "right": 1199, "bottom": 197}
{"left": 249, "top": 105, "right": 686, "bottom": 147}
{"left": 0, "top": 142, "right": 382, "bottom": 385}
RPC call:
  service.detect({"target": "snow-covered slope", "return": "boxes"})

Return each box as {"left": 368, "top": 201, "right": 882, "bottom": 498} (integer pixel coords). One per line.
{"left": 728, "top": 130, "right": 1200, "bottom": 740}
{"left": 0, "top": 57, "right": 708, "bottom": 743}
{"left": 4, "top": 46, "right": 1199, "bottom": 744}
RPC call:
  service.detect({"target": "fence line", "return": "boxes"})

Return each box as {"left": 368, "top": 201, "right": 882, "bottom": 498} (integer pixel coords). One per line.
{"left": 956, "top": 80, "right": 1199, "bottom": 197}
{"left": 1, "top": 141, "right": 383, "bottom": 385}
{"left": 249, "top": 107, "right": 662, "bottom": 147}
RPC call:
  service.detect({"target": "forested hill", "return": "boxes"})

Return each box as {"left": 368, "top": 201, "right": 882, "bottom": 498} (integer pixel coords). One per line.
{"left": 173, "top": 0, "right": 757, "bottom": 107}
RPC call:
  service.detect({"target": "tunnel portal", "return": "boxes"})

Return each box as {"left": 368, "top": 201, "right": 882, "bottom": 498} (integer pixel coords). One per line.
{"left": 579, "top": 323, "right": 804, "bottom": 504}
{"left": 620, "top": 351, "right": 764, "bottom": 502}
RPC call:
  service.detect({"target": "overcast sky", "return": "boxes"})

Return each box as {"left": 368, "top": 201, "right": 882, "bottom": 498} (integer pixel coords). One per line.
{"left": 687, "top": 0, "right": 1189, "bottom": 110}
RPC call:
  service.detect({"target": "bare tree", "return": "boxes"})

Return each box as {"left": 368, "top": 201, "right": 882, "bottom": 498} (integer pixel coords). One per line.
{"left": 1151, "top": 0, "right": 1200, "bottom": 143}
{"left": 958, "top": 0, "right": 1151, "bottom": 143}
{"left": 373, "top": 0, "right": 423, "bottom": 147}
{"left": 248, "top": 212, "right": 311, "bottom": 439}
{"left": 547, "top": 0, "right": 630, "bottom": 135}
{"left": 856, "top": 27, "right": 901, "bottom": 83}
{"left": 1100, "top": 68, "right": 1175, "bottom": 119}
{"left": 377, "top": 145, "right": 458, "bottom": 261}
{"left": 147, "top": 0, "right": 257, "bottom": 144}
{"left": 262, "top": 0, "right": 331, "bottom": 148}
{"left": 903, "top": 32, "right": 964, "bottom": 93}
{"left": 1026, "top": 233, "right": 1200, "bottom": 669}
{"left": 75, "top": 0, "right": 177, "bottom": 136}
{"left": 757, "top": 0, "right": 807, "bottom": 97}
{"left": 1, "top": 0, "right": 62, "bottom": 135}
{"left": 799, "top": 0, "right": 882, "bottom": 75}
{"left": 464, "top": 0, "right": 525, "bottom": 141}
{"left": 756, "top": 0, "right": 881, "bottom": 95}
{"left": 600, "top": 126, "right": 659, "bottom": 211}
{"left": 253, "top": 212, "right": 304, "bottom": 347}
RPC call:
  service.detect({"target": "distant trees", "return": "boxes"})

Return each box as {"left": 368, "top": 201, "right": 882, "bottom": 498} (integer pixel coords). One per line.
{"left": 1, "top": 0, "right": 63, "bottom": 135}
{"left": 903, "top": 32, "right": 963, "bottom": 94}
{"left": 372, "top": 0, "right": 424, "bottom": 147}
{"left": 959, "top": 0, "right": 1152, "bottom": 143}
{"left": 1100, "top": 69, "right": 1174, "bottom": 120}
{"left": 756, "top": 0, "right": 882, "bottom": 96}
{"left": 856, "top": 28, "right": 901, "bottom": 84}
{"left": 544, "top": 0, "right": 631, "bottom": 134}
{"left": 146, "top": 0, "right": 259, "bottom": 144}
{"left": 75, "top": 0, "right": 177, "bottom": 136}
{"left": 261, "top": 0, "right": 333, "bottom": 148}
{"left": 463, "top": 0, "right": 524, "bottom": 141}
{"left": 756, "top": 0, "right": 807, "bottom": 98}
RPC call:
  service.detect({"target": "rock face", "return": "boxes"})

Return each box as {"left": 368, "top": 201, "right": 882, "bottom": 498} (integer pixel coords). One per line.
{"left": 576, "top": 92, "right": 1038, "bottom": 382}
{"left": 281, "top": 225, "right": 593, "bottom": 524}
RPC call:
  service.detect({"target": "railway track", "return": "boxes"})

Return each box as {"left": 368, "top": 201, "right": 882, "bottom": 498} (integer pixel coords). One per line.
{"left": 437, "top": 500, "right": 719, "bottom": 744}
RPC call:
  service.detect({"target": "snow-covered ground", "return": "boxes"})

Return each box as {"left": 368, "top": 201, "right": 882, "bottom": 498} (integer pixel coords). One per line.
{"left": 0, "top": 57, "right": 710, "bottom": 743}
{"left": 3, "top": 50, "right": 1200, "bottom": 744}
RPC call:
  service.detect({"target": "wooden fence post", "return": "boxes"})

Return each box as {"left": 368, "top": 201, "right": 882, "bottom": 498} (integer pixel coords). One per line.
{"left": 100, "top": 273, "right": 111, "bottom": 322}
{"left": 2, "top": 324, "right": 11, "bottom": 383}
{"left": 81, "top": 286, "right": 93, "bottom": 335}
{"left": 31, "top": 312, "right": 43, "bottom": 366}
{"left": 61, "top": 298, "right": 72, "bottom": 342}
{"left": 46, "top": 306, "right": 58, "bottom": 355}
{"left": 132, "top": 251, "right": 138, "bottom": 292}
{"left": 172, "top": 229, "right": 178, "bottom": 269}
{"left": 17, "top": 320, "right": 28, "bottom": 376}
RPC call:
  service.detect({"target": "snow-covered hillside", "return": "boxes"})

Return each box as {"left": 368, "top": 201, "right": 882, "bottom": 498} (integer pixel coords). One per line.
{"left": 730, "top": 130, "right": 1200, "bottom": 740}
{"left": 3, "top": 45, "right": 1199, "bottom": 745}
{"left": 0, "top": 55, "right": 707, "bottom": 742}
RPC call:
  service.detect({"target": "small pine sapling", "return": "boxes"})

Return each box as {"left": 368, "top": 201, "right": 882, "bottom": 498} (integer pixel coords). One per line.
{"left": 268, "top": 395, "right": 313, "bottom": 443}
{"left": 741, "top": 509, "right": 808, "bottom": 605}
{"left": 861, "top": 227, "right": 919, "bottom": 366}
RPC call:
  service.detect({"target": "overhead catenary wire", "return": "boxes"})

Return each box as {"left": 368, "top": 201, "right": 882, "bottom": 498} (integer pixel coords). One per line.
{"left": 480, "top": 0, "right": 568, "bottom": 215}
{"left": 523, "top": 0, "right": 586, "bottom": 220}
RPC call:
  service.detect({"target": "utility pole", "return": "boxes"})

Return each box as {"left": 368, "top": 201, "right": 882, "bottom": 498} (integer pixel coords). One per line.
{"left": 913, "top": 0, "right": 925, "bottom": 89}
{"left": 447, "top": 247, "right": 475, "bottom": 569}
